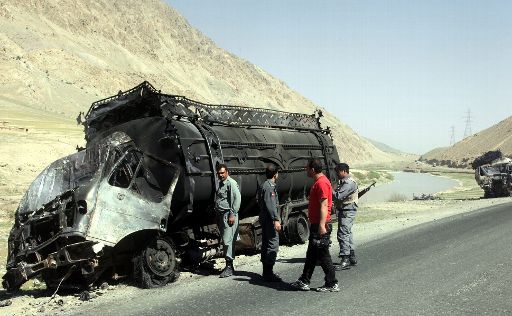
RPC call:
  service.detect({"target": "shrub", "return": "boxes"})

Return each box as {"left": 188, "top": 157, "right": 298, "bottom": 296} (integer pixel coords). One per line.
{"left": 387, "top": 192, "right": 408, "bottom": 202}
{"left": 368, "top": 171, "right": 380, "bottom": 180}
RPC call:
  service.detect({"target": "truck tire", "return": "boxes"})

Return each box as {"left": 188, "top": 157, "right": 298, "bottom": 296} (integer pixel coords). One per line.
{"left": 133, "top": 236, "right": 180, "bottom": 289}
{"left": 287, "top": 214, "right": 310, "bottom": 244}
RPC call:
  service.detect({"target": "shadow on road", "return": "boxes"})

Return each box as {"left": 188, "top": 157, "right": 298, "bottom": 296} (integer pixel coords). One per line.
{"left": 0, "top": 288, "right": 53, "bottom": 301}
{"left": 276, "top": 257, "right": 305, "bottom": 264}
{"left": 231, "top": 271, "right": 295, "bottom": 291}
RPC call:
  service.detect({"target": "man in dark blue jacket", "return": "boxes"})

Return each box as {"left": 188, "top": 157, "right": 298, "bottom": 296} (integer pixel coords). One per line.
{"left": 258, "top": 164, "right": 282, "bottom": 282}
{"left": 333, "top": 163, "right": 358, "bottom": 270}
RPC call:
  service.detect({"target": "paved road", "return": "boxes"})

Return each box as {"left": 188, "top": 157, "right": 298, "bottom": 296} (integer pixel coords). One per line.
{"left": 76, "top": 202, "right": 512, "bottom": 315}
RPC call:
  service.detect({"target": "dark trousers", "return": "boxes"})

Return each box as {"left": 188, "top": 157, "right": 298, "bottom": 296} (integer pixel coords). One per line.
{"left": 260, "top": 216, "right": 279, "bottom": 266}
{"left": 299, "top": 224, "right": 338, "bottom": 287}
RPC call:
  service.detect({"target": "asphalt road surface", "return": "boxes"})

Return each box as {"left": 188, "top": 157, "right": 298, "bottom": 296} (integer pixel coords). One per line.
{"left": 74, "top": 202, "right": 512, "bottom": 315}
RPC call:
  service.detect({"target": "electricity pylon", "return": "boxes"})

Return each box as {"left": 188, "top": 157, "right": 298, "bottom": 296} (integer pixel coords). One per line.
{"left": 463, "top": 109, "right": 472, "bottom": 138}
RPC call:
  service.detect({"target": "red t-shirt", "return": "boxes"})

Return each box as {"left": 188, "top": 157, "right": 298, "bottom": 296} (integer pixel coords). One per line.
{"left": 308, "top": 174, "right": 332, "bottom": 224}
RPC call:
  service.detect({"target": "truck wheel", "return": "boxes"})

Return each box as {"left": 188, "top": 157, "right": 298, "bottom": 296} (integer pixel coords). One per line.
{"left": 133, "top": 236, "right": 180, "bottom": 289}
{"left": 288, "top": 214, "right": 310, "bottom": 244}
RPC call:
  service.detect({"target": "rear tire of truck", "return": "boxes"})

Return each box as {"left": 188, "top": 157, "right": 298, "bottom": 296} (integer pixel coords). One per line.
{"left": 287, "top": 214, "right": 310, "bottom": 244}
{"left": 133, "top": 236, "right": 180, "bottom": 289}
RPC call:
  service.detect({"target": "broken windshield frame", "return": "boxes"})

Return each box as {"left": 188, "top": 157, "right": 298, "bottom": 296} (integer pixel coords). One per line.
{"left": 106, "top": 147, "right": 176, "bottom": 203}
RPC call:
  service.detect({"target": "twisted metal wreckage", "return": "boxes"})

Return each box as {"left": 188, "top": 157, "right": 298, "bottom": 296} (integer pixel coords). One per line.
{"left": 472, "top": 150, "right": 512, "bottom": 198}
{"left": 3, "top": 82, "right": 340, "bottom": 291}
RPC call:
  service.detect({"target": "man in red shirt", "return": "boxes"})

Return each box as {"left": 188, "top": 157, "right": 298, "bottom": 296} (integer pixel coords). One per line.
{"left": 290, "top": 159, "right": 339, "bottom": 292}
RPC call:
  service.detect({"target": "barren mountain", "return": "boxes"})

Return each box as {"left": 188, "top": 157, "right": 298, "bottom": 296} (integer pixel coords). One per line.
{"left": 421, "top": 116, "right": 512, "bottom": 168}
{"left": 0, "top": 0, "right": 397, "bottom": 163}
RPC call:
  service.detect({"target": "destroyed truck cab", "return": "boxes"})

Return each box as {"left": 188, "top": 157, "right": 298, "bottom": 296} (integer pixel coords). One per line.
{"left": 474, "top": 158, "right": 512, "bottom": 198}
{"left": 3, "top": 132, "right": 181, "bottom": 291}
{"left": 4, "top": 81, "right": 340, "bottom": 291}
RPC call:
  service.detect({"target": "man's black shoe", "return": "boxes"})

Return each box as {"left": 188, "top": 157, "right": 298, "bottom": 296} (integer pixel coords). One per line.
{"left": 262, "top": 264, "right": 282, "bottom": 282}
{"left": 219, "top": 261, "right": 234, "bottom": 278}
{"left": 338, "top": 256, "right": 351, "bottom": 270}
{"left": 263, "top": 272, "right": 283, "bottom": 282}
{"left": 349, "top": 252, "right": 358, "bottom": 266}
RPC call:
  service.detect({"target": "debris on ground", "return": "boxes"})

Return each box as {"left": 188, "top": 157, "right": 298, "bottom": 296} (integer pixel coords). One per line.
{"left": 413, "top": 193, "right": 440, "bottom": 200}
{"left": 79, "top": 291, "right": 91, "bottom": 301}
{"left": 0, "top": 299, "right": 13, "bottom": 307}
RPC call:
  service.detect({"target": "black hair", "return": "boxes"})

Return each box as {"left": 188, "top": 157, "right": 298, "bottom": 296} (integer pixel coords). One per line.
{"left": 307, "top": 158, "right": 323, "bottom": 174}
{"left": 216, "top": 163, "right": 228, "bottom": 172}
{"left": 335, "top": 162, "right": 350, "bottom": 173}
{"left": 265, "top": 164, "right": 279, "bottom": 179}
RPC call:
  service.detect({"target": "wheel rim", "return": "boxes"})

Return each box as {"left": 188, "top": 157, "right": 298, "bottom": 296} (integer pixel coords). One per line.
{"left": 145, "top": 238, "right": 176, "bottom": 277}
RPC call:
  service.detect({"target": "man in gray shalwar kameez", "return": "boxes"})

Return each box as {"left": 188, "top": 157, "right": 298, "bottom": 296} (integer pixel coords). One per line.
{"left": 215, "top": 164, "right": 241, "bottom": 278}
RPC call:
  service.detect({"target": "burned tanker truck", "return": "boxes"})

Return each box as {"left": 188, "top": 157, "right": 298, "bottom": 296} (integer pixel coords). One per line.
{"left": 3, "top": 81, "right": 340, "bottom": 291}
{"left": 472, "top": 150, "right": 512, "bottom": 198}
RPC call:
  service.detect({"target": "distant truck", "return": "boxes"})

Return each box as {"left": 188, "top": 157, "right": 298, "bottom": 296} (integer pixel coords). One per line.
{"left": 3, "top": 82, "right": 340, "bottom": 291}
{"left": 472, "top": 150, "right": 512, "bottom": 198}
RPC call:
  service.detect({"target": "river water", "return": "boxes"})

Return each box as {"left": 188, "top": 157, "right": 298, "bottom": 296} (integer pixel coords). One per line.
{"left": 359, "top": 171, "right": 459, "bottom": 204}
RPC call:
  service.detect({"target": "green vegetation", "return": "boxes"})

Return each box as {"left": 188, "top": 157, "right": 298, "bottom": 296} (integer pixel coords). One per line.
{"left": 387, "top": 192, "right": 408, "bottom": 202}
{"left": 353, "top": 159, "right": 417, "bottom": 172}
{"left": 367, "top": 171, "right": 380, "bottom": 181}
{"left": 434, "top": 170, "right": 483, "bottom": 200}
{"left": 352, "top": 169, "right": 393, "bottom": 187}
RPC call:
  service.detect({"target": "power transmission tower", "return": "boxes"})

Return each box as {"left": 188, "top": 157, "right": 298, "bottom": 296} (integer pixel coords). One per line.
{"left": 450, "top": 126, "right": 455, "bottom": 146}
{"left": 463, "top": 109, "right": 472, "bottom": 138}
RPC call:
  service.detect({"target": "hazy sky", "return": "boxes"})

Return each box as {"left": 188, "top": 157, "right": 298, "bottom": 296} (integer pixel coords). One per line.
{"left": 167, "top": 0, "right": 512, "bottom": 154}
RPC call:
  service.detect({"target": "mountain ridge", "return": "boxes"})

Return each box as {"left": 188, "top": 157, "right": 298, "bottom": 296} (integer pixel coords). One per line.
{"left": 0, "top": 0, "right": 399, "bottom": 164}
{"left": 420, "top": 116, "right": 512, "bottom": 168}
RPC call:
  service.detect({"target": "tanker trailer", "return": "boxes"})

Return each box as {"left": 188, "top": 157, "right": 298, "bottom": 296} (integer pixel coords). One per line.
{"left": 3, "top": 81, "right": 340, "bottom": 290}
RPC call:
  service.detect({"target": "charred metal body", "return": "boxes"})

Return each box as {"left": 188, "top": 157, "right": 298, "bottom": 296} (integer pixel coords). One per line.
{"left": 3, "top": 132, "right": 180, "bottom": 290}
{"left": 473, "top": 151, "right": 512, "bottom": 198}
{"left": 3, "top": 81, "right": 339, "bottom": 291}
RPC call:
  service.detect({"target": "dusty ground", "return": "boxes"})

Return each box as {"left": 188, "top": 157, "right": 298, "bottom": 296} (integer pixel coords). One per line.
{"left": 0, "top": 108, "right": 84, "bottom": 284}
{"left": 1, "top": 190, "right": 509, "bottom": 316}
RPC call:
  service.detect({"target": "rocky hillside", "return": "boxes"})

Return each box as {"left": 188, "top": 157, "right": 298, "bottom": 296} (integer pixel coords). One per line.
{"left": 420, "top": 116, "right": 512, "bottom": 168}
{"left": 0, "top": 0, "right": 395, "bottom": 165}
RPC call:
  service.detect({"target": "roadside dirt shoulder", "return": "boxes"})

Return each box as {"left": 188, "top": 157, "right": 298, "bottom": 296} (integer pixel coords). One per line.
{"left": 0, "top": 197, "right": 510, "bottom": 315}
{"left": 355, "top": 198, "right": 511, "bottom": 245}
